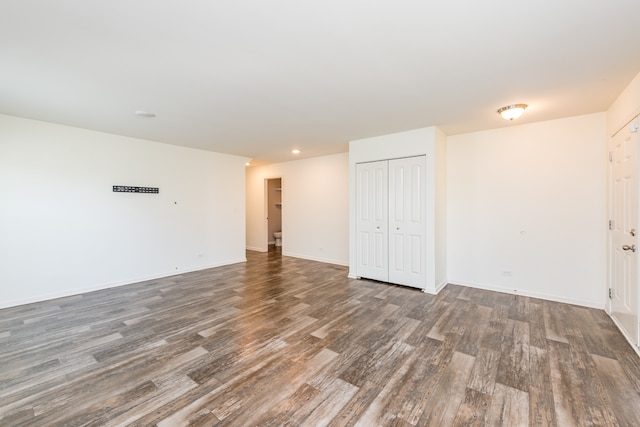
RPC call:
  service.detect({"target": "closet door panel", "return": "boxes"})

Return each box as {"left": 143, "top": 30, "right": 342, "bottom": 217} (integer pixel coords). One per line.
{"left": 356, "top": 161, "right": 388, "bottom": 281}
{"left": 389, "top": 156, "right": 426, "bottom": 288}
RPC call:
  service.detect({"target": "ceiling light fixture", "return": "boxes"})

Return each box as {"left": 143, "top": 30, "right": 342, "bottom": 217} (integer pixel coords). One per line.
{"left": 135, "top": 110, "right": 156, "bottom": 118}
{"left": 291, "top": 149, "right": 300, "bottom": 154}
{"left": 497, "top": 104, "right": 527, "bottom": 121}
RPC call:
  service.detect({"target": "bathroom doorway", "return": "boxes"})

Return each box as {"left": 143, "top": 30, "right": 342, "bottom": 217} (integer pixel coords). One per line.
{"left": 266, "top": 178, "right": 282, "bottom": 252}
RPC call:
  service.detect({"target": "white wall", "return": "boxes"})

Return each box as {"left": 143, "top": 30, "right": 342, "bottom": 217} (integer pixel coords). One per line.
{"left": 434, "top": 127, "right": 447, "bottom": 288}
{"left": 348, "top": 126, "right": 447, "bottom": 293}
{"left": 447, "top": 113, "right": 607, "bottom": 308}
{"left": 0, "top": 114, "right": 248, "bottom": 308}
{"left": 608, "top": 71, "right": 640, "bottom": 135}
{"left": 245, "top": 153, "right": 349, "bottom": 265}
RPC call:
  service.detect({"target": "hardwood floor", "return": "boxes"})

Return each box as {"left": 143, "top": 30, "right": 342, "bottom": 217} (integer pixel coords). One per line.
{"left": 1, "top": 249, "right": 640, "bottom": 426}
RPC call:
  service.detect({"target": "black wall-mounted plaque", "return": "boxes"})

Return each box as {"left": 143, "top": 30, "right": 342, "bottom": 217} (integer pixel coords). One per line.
{"left": 113, "top": 185, "right": 159, "bottom": 194}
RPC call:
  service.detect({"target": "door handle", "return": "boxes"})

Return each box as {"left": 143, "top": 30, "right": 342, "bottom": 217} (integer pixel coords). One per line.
{"left": 622, "top": 244, "right": 636, "bottom": 252}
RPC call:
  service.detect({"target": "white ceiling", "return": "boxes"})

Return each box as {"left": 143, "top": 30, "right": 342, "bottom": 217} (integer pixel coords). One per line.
{"left": 2, "top": 1, "right": 640, "bottom": 165}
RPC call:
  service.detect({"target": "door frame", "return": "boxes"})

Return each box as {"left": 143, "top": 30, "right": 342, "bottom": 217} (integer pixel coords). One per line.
{"left": 264, "top": 177, "right": 283, "bottom": 251}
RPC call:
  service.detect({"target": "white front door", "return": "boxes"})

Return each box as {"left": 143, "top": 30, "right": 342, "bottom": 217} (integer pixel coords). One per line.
{"left": 610, "top": 116, "right": 639, "bottom": 347}
{"left": 356, "top": 161, "right": 388, "bottom": 282}
{"left": 388, "top": 156, "right": 426, "bottom": 288}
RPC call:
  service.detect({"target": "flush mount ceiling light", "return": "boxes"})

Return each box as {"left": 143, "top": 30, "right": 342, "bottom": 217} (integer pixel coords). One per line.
{"left": 135, "top": 110, "right": 156, "bottom": 118}
{"left": 497, "top": 104, "right": 527, "bottom": 121}
{"left": 291, "top": 149, "right": 300, "bottom": 154}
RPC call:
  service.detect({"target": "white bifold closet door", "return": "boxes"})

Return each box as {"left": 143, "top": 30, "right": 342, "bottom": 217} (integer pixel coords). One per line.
{"left": 356, "top": 160, "right": 389, "bottom": 282}
{"left": 356, "top": 156, "right": 426, "bottom": 289}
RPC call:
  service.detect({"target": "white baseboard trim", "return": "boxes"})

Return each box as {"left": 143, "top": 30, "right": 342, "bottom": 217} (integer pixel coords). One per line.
{"left": 447, "top": 279, "right": 605, "bottom": 310}
{"left": 434, "top": 280, "right": 448, "bottom": 294}
{"left": 0, "top": 258, "right": 247, "bottom": 309}
{"left": 608, "top": 313, "right": 640, "bottom": 357}
{"left": 246, "top": 246, "right": 266, "bottom": 252}
{"left": 281, "top": 251, "right": 349, "bottom": 267}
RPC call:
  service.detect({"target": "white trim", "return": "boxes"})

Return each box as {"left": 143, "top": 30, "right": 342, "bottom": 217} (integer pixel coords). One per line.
{"left": 246, "top": 246, "right": 266, "bottom": 252}
{"left": 282, "top": 251, "right": 349, "bottom": 267}
{"left": 447, "top": 279, "right": 605, "bottom": 310}
{"left": 0, "top": 258, "right": 247, "bottom": 309}
{"left": 435, "top": 280, "right": 448, "bottom": 294}
{"left": 609, "top": 313, "right": 640, "bottom": 357}
{"left": 610, "top": 108, "right": 640, "bottom": 139}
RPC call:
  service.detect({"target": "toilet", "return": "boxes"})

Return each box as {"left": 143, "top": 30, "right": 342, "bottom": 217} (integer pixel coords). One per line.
{"left": 274, "top": 231, "right": 282, "bottom": 247}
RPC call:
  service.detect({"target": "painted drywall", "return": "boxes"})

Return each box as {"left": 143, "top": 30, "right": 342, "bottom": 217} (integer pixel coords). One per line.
{"left": 434, "top": 127, "right": 447, "bottom": 288}
{"left": 608, "top": 71, "right": 640, "bottom": 136}
{"left": 245, "top": 153, "right": 349, "bottom": 265}
{"left": 348, "top": 126, "right": 447, "bottom": 293}
{"left": 0, "top": 114, "right": 248, "bottom": 308}
{"left": 447, "top": 113, "right": 607, "bottom": 308}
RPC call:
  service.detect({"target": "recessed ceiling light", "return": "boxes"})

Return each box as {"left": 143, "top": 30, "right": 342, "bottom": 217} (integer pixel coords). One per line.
{"left": 245, "top": 162, "right": 251, "bottom": 166}
{"left": 292, "top": 149, "right": 300, "bottom": 154}
{"left": 135, "top": 110, "right": 156, "bottom": 118}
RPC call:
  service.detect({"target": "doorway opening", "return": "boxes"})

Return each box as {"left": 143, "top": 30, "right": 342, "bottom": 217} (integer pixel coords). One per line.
{"left": 266, "top": 178, "right": 282, "bottom": 253}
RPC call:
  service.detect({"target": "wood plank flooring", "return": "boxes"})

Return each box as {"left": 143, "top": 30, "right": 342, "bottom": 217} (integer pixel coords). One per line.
{"left": 1, "top": 249, "right": 640, "bottom": 426}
